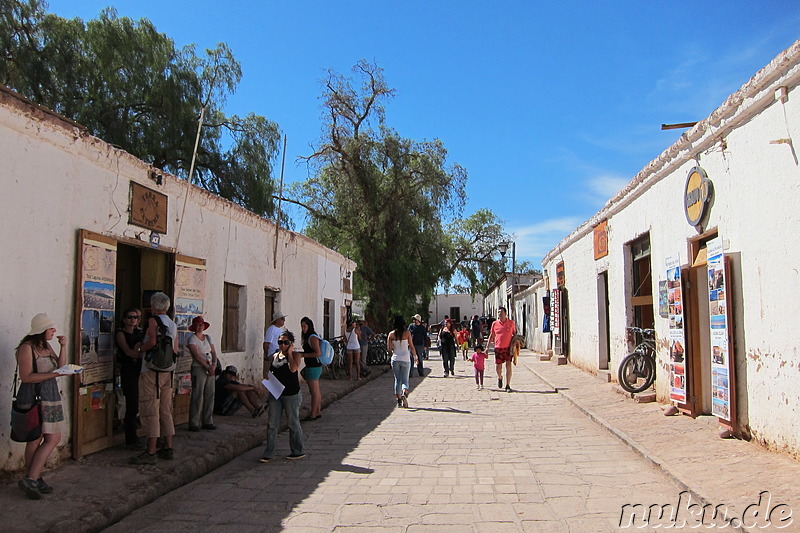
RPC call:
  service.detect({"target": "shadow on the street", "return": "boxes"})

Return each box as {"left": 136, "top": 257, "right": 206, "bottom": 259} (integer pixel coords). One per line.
{"left": 405, "top": 406, "right": 472, "bottom": 414}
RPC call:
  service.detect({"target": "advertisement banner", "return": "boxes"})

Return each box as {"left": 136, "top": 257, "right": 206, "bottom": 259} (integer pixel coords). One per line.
{"left": 173, "top": 257, "right": 207, "bottom": 386}
{"left": 666, "top": 255, "right": 687, "bottom": 404}
{"left": 707, "top": 238, "right": 731, "bottom": 421}
{"left": 80, "top": 236, "right": 117, "bottom": 386}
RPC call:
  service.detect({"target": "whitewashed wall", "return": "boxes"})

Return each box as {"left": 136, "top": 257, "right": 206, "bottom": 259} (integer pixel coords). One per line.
{"left": 430, "top": 293, "right": 484, "bottom": 324}
{"left": 0, "top": 89, "right": 353, "bottom": 470}
{"left": 540, "top": 41, "right": 800, "bottom": 457}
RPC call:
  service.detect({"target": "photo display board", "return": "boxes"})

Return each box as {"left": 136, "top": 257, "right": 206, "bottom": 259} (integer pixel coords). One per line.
{"left": 173, "top": 256, "right": 207, "bottom": 392}
{"left": 666, "top": 255, "right": 687, "bottom": 404}
{"left": 707, "top": 238, "right": 731, "bottom": 421}
{"left": 79, "top": 235, "right": 117, "bottom": 386}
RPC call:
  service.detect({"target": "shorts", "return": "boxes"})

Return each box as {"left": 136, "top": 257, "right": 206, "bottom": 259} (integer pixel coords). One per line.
{"left": 217, "top": 395, "right": 243, "bottom": 416}
{"left": 301, "top": 366, "right": 322, "bottom": 381}
{"left": 494, "top": 347, "right": 512, "bottom": 364}
{"left": 460, "top": 342, "right": 469, "bottom": 350}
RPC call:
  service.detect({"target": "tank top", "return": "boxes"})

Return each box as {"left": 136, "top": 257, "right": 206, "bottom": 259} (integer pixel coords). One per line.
{"left": 346, "top": 328, "right": 360, "bottom": 350}
{"left": 391, "top": 337, "right": 411, "bottom": 363}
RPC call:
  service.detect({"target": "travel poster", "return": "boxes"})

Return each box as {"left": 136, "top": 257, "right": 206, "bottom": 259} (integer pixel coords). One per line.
{"left": 80, "top": 236, "right": 116, "bottom": 385}
{"left": 551, "top": 288, "right": 562, "bottom": 354}
{"left": 707, "top": 238, "right": 731, "bottom": 420}
{"left": 173, "top": 258, "right": 206, "bottom": 387}
{"left": 666, "top": 255, "right": 687, "bottom": 404}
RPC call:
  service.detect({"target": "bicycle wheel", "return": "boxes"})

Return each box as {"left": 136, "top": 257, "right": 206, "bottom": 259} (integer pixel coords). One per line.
{"left": 617, "top": 352, "right": 655, "bottom": 393}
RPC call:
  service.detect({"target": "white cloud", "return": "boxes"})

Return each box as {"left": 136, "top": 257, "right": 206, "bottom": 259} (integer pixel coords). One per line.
{"left": 586, "top": 173, "right": 629, "bottom": 202}
{"left": 508, "top": 216, "right": 585, "bottom": 264}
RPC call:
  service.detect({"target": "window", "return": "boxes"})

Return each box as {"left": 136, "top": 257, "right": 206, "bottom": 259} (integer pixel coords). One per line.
{"left": 628, "top": 234, "right": 654, "bottom": 328}
{"left": 449, "top": 307, "right": 460, "bottom": 322}
{"left": 264, "top": 288, "right": 277, "bottom": 336}
{"left": 222, "top": 283, "right": 245, "bottom": 352}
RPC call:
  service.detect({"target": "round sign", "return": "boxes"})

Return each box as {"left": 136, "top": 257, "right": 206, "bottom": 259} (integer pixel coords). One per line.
{"left": 684, "top": 166, "right": 712, "bottom": 227}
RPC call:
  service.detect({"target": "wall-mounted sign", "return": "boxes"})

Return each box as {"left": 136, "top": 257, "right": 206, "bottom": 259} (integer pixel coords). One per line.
{"left": 593, "top": 220, "right": 609, "bottom": 260}
{"left": 556, "top": 261, "right": 566, "bottom": 288}
{"left": 684, "top": 166, "right": 713, "bottom": 227}
{"left": 666, "top": 255, "right": 687, "bottom": 404}
{"left": 130, "top": 182, "right": 168, "bottom": 233}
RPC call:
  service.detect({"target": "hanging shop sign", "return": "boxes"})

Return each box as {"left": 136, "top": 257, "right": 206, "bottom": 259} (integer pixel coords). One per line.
{"left": 552, "top": 288, "right": 563, "bottom": 355}
{"left": 593, "top": 220, "right": 609, "bottom": 260}
{"left": 707, "top": 237, "right": 732, "bottom": 422}
{"left": 665, "top": 255, "right": 687, "bottom": 404}
{"left": 684, "top": 166, "right": 713, "bottom": 227}
{"left": 556, "top": 261, "right": 566, "bottom": 288}
{"left": 130, "top": 182, "right": 168, "bottom": 233}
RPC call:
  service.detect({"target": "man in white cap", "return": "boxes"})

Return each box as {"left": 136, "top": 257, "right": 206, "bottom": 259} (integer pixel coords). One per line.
{"left": 263, "top": 311, "right": 286, "bottom": 364}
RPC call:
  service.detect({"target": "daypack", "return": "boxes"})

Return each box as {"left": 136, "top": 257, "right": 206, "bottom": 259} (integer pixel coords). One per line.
{"left": 144, "top": 315, "right": 177, "bottom": 372}
{"left": 314, "top": 334, "right": 334, "bottom": 365}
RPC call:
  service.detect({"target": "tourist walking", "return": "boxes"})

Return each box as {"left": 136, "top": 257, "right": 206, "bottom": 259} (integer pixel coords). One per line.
{"left": 358, "top": 319, "right": 373, "bottom": 377}
{"left": 260, "top": 331, "right": 305, "bottom": 461}
{"left": 408, "top": 314, "right": 427, "bottom": 377}
{"left": 14, "top": 313, "right": 75, "bottom": 500}
{"left": 186, "top": 316, "right": 218, "bottom": 431}
{"left": 387, "top": 315, "right": 418, "bottom": 408}
{"left": 299, "top": 316, "right": 322, "bottom": 421}
{"left": 486, "top": 306, "right": 516, "bottom": 392}
{"left": 129, "top": 292, "right": 178, "bottom": 465}
{"left": 439, "top": 320, "right": 457, "bottom": 377}
{"left": 471, "top": 344, "right": 488, "bottom": 389}
{"left": 115, "top": 308, "right": 144, "bottom": 449}
{"left": 345, "top": 319, "right": 361, "bottom": 380}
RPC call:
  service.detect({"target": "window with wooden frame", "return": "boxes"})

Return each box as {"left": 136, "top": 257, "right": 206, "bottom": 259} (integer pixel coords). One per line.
{"left": 323, "top": 299, "right": 333, "bottom": 339}
{"left": 222, "top": 282, "right": 244, "bottom": 352}
{"left": 628, "top": 233, "right": 654, "bottom": 328}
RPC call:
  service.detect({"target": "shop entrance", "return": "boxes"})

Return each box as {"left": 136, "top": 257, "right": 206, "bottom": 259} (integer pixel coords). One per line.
{"left": 597, "top": 271, "right": 610, "bottom": 370}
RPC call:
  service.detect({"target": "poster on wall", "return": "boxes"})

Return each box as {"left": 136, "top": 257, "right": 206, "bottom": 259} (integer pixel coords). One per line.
{"left": 707, "top": 238, "right": 731, "bottom": 421}
{"left": 80, "top": 236, "right": 117, "bottom": 386}
{"left": 665, "top": 255, "right": 687, "bottom": 404}
{"left": 173, "top": 256, "right": 207, "bottom": 386}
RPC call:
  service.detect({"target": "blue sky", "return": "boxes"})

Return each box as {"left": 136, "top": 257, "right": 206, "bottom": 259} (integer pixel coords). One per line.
{"left": 46, "top": 1, "right": 800, "bottom": 266}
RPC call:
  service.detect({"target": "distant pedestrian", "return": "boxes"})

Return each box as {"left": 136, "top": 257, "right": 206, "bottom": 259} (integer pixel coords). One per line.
{"left": 387, "top": 315, "right": 418, "bottom": 408}
{"left": 186, "top": 316, "right": 218, "bottom": 432}
{"left": 14, "top": 313, "right": 74, "bottom": 499}
{"left": 260, "top": 331, "right": 305, "bottom": 462}
{"left": 470, "top": 315, "right": 482, "bottom": 348}
{"left": 408, "top": 314, "right": 427, "bottom": 377}
{"left": 471, "top": 344, "right": 488, "bottom": 389}
{"left": 345, "top": 319, "right": 361, "bottom": 380}
{"left": 358, "top": 319, "right": 374, "bottom": 377}
{"left": 457, "top": 324, "right": 470, "bottom": 360}
{"left": 486, "top": 307, "right": 516, "bottom": 392}
{"left": 439, "top": 320, "right": 457, "bottom": 377}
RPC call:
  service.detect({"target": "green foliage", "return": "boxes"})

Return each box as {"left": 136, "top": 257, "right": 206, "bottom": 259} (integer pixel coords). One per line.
{"left": 0, "top": 0, "right": 280, "bottom": 217}
{"left": 292, "top": 61, "right": 467, "bottom": 327}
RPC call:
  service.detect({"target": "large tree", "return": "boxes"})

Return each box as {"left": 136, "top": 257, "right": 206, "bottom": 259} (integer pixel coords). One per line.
{"left": 1, "top": 0, "right": 280, "bottom": 217}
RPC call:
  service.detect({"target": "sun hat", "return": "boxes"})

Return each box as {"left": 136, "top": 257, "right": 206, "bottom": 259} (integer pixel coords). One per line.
{"left": 28, "top": 313, "right": 56, "bottom": 336}
{"left": 224, "top": 365, "right": 238, "bottom": 375}
{"left": 412, "top": 314, "right": 422, "bottom": 322}
{"left": 189, "top": 316, "right": 210, "bottom": 332}
{"left": 272, "top": 311, "right": 287, "bottom": 322}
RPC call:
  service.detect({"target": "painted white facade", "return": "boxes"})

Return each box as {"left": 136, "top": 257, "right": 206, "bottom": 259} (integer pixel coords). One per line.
{"left": 538, "top": 41, "right": 800, "bottom": 458}
{"left": 0, "top": 87, "right": 354, "bottom": 470}
{"left": 430, "top": 293, "right": 484, "bottom": 325}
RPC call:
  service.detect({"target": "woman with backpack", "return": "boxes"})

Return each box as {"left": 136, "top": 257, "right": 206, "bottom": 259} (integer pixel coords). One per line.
{"left": 299, "top": 316, "right": 322, "bottom": 421}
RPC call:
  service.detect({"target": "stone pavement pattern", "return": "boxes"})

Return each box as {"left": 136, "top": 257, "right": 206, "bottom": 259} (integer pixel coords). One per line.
{"left": 105, "top": 354, "right": 685, "bottom": 532}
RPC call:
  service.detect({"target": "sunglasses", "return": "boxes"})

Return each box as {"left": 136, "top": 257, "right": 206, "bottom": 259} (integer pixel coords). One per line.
{"left": 125, "top": 315, "right": 140, "bottom": 320}
{"left": 277, "top": 340, "right": 292, "bottom": 345}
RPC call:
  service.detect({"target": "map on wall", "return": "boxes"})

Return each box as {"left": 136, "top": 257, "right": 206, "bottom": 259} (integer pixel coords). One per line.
{"left": 707, "top": 238, "right": 731, "bottom": 421}
{"left": 666, "top": 255, "right": 687, "bottom": 404}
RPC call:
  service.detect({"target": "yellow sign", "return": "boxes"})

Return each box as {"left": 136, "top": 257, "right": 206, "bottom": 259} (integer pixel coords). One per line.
{"left": 684, "top": 167, "right": 713, "bottom": 227}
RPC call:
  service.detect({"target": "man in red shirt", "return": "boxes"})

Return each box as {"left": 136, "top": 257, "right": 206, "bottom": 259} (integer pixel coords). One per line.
{"left": 486, "top": 307, "right": 516, "bottom": 392}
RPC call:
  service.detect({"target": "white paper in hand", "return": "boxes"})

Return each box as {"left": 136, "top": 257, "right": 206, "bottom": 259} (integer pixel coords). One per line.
{"left": 261, "top": 375, "right": 285, "bottom": 399}
{"left": 55, "top": 364, "right": 83, "bottom": 374}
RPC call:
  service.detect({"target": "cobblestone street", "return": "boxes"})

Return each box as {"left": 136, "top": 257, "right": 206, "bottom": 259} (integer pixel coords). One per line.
{"left": 106, "top": 353, "right": 683, "bottom": 532}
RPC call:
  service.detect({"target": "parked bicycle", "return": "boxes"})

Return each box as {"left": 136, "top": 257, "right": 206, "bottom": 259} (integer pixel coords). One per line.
{"left": 367, "top": 334, "right": 389, "bottom": 365}
{"left": 323, "top": 336, "right": 347, "bottom": 380}
{"left": 617, "top": 327, "right": 657, "bottom": 393}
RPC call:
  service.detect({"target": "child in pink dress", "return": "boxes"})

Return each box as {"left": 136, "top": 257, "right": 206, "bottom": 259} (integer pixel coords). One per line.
{"left": 471, "top": 345, "right": 488, "bottom": 389}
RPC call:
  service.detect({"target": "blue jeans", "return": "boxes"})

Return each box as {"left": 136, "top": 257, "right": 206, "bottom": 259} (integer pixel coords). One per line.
{"left": 391, "top": 360, "right": 410, "bottom": 396}
{"left": 263, "top": 391, "right": 304, "bottom": 459}
{"left": 411, "top": 344, "right": 425, "bottom": 376}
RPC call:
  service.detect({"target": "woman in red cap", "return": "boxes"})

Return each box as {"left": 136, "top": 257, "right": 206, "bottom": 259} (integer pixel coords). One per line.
{"left": 186, "top": 316, "right": 219, "bottom": 431}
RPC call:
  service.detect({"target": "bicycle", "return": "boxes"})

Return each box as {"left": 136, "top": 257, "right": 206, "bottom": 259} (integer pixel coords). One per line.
{"left": 617, "top": 327, "right": 657, "bottom": 393}
{"left": 367, "top": 334, "right": 389, "bottom": 365}
{"left": 324, "top": 336, "right": 347, "bottom": 380}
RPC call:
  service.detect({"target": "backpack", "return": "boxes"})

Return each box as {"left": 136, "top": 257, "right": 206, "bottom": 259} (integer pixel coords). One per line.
{"left": 314, "top": 334, "right": 334, "bottom": 365}
{"left": 144, "top": 315, "right": 177, "bottom": 372}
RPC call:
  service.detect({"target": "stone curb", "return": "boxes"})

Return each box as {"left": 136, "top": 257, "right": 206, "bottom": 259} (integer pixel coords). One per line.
{"left": 522, "top": 357, "right": 750, "bottom": 533}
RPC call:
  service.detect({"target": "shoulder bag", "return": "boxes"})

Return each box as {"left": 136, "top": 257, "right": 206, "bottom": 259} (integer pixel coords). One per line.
{"left": 10, "top": 346, "right": 43, "bottom": 442}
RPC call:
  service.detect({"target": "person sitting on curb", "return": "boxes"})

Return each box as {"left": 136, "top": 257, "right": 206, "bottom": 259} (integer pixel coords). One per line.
{"left": 214, "top": 366, "right": 266, "bottom": 418}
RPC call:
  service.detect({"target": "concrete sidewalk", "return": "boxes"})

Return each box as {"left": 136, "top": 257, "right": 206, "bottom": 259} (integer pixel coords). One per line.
{"left": 523, "top": 351, "right": 799, "bottom": 526}
{"left": 2, "top": 367, "right": 389, "bottom": 533}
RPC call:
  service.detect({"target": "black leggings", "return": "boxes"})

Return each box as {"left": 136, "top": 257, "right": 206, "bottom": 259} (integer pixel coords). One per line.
{"left": 441, "top": 345, "right": 456, "bottom": 374}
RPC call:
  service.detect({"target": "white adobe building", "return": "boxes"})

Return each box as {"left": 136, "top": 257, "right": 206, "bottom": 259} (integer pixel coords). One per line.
{"left": 535, "top": 41, "right": 800, "bottom": 459}
{"left": 0, "top": 86, "right": 354, "bottom": 469}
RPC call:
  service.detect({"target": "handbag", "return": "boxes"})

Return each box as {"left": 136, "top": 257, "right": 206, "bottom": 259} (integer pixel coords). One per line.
{"left": 10, "top": 348, "right": 42, "bottom": 443}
